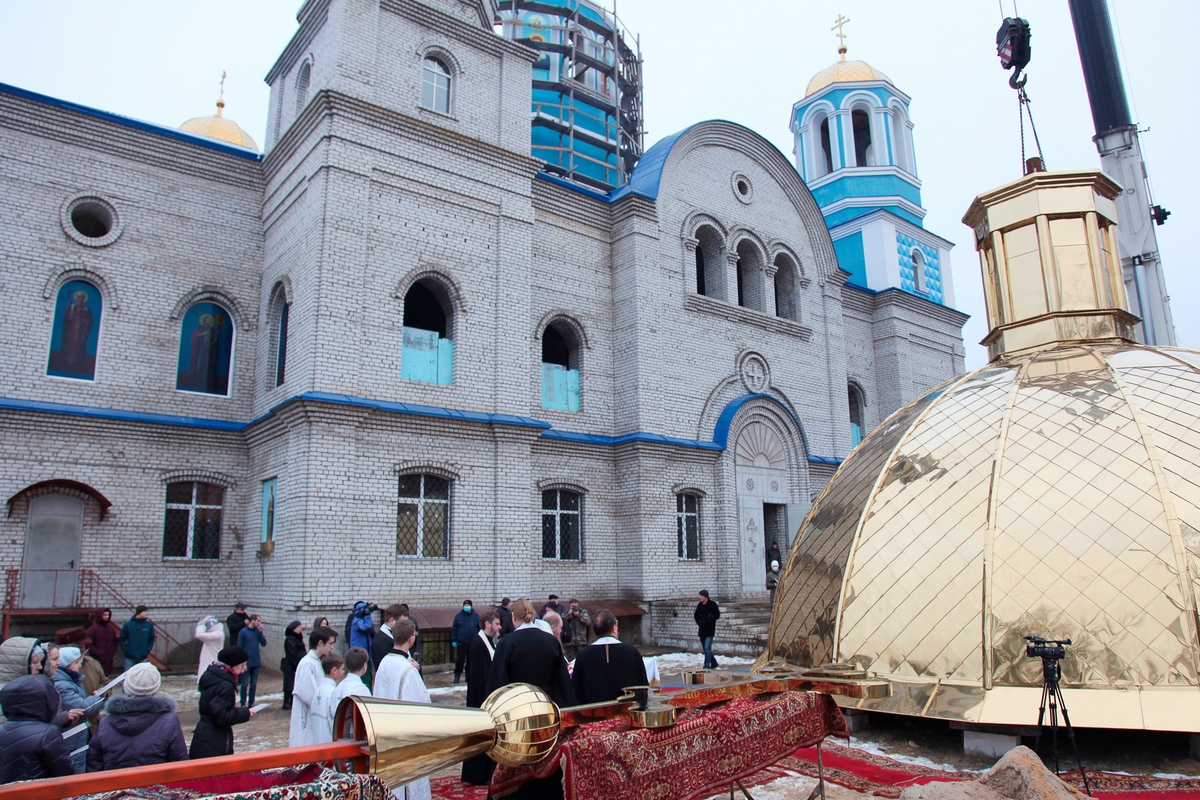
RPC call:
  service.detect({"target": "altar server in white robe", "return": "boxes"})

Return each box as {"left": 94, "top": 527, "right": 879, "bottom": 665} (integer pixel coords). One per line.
{"left": 288, "top": 625, "right": 338, "bottom": 747}
{"left": 373, "top": 620, "right": 431, "bottom": 800}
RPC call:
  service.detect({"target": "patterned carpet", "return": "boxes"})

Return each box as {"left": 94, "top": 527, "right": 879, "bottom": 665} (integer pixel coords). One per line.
{"left": 431, "top": 742, "right": 1200, "bottom": 799}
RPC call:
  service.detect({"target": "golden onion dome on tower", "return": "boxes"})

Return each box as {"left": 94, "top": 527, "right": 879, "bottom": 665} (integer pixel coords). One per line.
{"left": 769, "top": 168, "right": 1200, "bottom": 732}
{"left": 804, "top": 59, "right": 892, "bottom": 97}
{"left": 179, "top": 98, "right": 258, "bottom": 152}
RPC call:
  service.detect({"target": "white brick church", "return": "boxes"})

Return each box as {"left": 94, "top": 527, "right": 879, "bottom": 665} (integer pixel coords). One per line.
{"left": 0, "top": 0, "right": 965, "bottom": 655}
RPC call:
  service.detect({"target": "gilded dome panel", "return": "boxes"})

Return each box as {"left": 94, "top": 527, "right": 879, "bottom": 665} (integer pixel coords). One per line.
{"left": 769, "top": 343, "right": 1200, "bottom": 729}
{"left": 179, "top": 113, "right": 259, "bottom": 151}
{"left": 804, "top": 59, "right": 893, "bottom": 98}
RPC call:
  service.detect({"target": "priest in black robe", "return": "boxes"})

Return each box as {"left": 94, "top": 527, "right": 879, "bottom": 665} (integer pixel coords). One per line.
{"left": 571, "top": 609, "right": 648, "bottom": 705}
{"left": 487, "top": 598, "right": 576, "bottom": 800}
{"left": 462, "top": 611, "right": 500, "bottom": 785}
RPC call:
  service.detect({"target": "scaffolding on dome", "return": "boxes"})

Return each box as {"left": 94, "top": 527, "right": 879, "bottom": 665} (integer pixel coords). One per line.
{"left": 497, "top": 0, "right": 644, "bottom": 191}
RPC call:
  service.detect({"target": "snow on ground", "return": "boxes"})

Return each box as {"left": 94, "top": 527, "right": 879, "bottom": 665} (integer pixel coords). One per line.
{"left": 848, "top": 736, "right": 980, "bottom": 773}
{"left": 652, "top": 651, "right": 756, "bottom": 673}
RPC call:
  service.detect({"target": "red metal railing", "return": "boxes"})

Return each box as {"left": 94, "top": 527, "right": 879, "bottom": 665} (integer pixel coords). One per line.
{"left": 1, "top": 568, "right": 188, "bottom": 667}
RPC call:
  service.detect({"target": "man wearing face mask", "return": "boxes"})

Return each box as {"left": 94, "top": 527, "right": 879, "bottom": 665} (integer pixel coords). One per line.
{"left": 449, "top": 599, "right": 480, "bottom": 685}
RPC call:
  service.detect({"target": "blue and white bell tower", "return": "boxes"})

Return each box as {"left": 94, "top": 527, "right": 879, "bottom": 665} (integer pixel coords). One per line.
{"left": 791, "top": 32, "right": 955, "bottom": 306}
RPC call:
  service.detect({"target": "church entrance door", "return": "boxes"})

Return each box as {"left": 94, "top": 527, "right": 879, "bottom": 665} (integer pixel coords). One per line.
{"left": 734, "top": 424, "right": 789, "bottom": 594}
{"left": 20, "top": 494, "right": 83, "bottom": 609}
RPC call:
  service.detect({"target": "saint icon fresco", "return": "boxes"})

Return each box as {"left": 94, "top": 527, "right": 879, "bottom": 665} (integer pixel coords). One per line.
{"left": 176, "top": 302, "right": 233, "bottom": 395}
{"left": 47, "top": 281, "right": 101, "bottom": 380}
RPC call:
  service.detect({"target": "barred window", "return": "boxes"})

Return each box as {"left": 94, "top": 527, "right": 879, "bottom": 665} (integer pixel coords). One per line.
{"left": 676, "top": 493, "right": 701, "bottom": 560}
{"left": 397, "top": 474, "right": 449, "bottom": 558}
{"left": 163, "top": 482, "right": 223, "bottom": 560}
{"left": 542, "top": 489, "right": 581, "bottom": 561}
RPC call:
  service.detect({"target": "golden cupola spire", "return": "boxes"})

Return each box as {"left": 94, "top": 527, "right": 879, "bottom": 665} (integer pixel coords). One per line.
{"left": 961, "top": 167, "right": 1139, "bottom": 361}
{"left": 178, "top": 70, "right": 259, "bottom": 151}
{"left": 832, "top": 14, "right": 850, "bottom": 61}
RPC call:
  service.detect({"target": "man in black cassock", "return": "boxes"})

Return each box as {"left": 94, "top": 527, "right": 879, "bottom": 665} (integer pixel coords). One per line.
{"left": 571, "top": 610, "right": 648, "bottom": 705}
{"left": 461, "top": 611, "right": 500, "bottom": 785}
{"left": 487, "top": 598, "right": 576, "bottom": 800}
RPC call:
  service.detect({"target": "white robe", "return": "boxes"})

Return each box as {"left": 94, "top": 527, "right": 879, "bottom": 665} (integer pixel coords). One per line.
{"left": 373, "top": 652, "right": 432, "bottom": 800}
{"left": 333, "top": 671, "right": 371, "bottom": 706}
{"left": 194, "top": 619, "right": 224, "bottom": 683}
{"left": 309, "top": 676, "right": 338, "bottom": 744}
{"left": 289, "top": 651, "right": 323, "bottom": 747}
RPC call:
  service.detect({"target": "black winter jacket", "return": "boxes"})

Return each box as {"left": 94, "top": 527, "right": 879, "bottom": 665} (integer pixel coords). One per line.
{"left": 283, "top": 629, "right": 306, "bottom": 674}
{"left": 694, "top": 599, "right": 721, "bottom": 638}
{"left": 88, "top": 694, "right": 188, "bottom": 771}
{"left": 189, "top": 663, "right": 250, "bottom": 759}
{"left": 0, "top": 674, "right": 75, "bottom": 783}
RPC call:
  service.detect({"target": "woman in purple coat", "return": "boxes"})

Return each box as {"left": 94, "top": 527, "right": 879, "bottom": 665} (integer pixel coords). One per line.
{"left": 87, "top": 663, "right": 187, "bottom": 771}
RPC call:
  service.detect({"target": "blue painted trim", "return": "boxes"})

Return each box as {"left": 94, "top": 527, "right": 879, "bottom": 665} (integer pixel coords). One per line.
{"left": 534, "top": 172, "right": 620, "bottom": 204}
{"left": 608, "top": 125, "right": 695, "bottom": 203}
{"left": 0, "top": 392, "right": 843, "bottom": 464}
{"left": 711, "top": 394, "right": 841, "bottom": 466}
{"left": 0, "top": 396, "right": 245, "bottom": 432}
{"left": 0, "top": 82, "right": 262, "bottom": 162}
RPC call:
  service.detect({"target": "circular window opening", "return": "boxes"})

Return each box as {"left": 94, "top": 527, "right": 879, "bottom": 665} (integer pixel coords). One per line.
{"left": 70, "top": 202, "right": 113, "bottom": 239}
{"left": 731, "top": 173, "right": 754, "bottom": 204}
{"left": 737, "top": 180, "right": 749, "bottom": 196}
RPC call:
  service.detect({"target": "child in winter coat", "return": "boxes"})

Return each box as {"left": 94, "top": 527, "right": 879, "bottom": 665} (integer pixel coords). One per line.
{"left": 189, "top": 647, "right": 255, "bottom": 759}
{"left": 87, "top": 663, "right": 187, "bottom": 771}
{"left": 308, "top": 654, "right": 345, "bottom": 744}
{"left": 0, "top": 674, "right": 75, "bottom": 783}
{"left": 52, "top": 646, "right": 105, "bottom": 772}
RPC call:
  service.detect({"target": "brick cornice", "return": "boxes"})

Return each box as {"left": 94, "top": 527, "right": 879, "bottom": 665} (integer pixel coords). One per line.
{"left": 383, "top": 0, "right": 539, "bottom": 62}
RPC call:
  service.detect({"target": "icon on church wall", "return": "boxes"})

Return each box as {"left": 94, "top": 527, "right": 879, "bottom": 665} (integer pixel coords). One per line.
{"left": 176, "top": 302, "right": 233, "bottom": 395}
{"left": 260, "top": 477, "right": 277, "bottom": 553}
{"left": 47, "top": 280, "right": 102, "bottom": 380}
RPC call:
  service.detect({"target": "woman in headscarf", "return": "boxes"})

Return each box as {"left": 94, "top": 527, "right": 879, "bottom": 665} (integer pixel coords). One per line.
{"left": 194, "top": 615, "right": 224, "bottom": 683}
{"left": 281, "top": 620, "right": 306, "bottom": 711}
{"left": 85, "top": 608, "right": 120, "bottom": 676}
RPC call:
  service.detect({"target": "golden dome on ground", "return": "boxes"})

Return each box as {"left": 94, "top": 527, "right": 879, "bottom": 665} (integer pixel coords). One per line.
{"left": 179, "top": 100, "right": 258, "bottom": 151}
{"left": 804, "top": 59, "right": 892, "bottom": 97}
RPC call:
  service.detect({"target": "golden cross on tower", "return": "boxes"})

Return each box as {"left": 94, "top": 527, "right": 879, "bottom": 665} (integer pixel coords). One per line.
{"left": 832, "top": 14, "right": 850, "bottom": 60}
{"left": 217, "top": 70, "right": 227, "bottom": 116}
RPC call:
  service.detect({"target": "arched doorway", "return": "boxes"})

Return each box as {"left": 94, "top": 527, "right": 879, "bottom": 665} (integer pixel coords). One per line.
{"left": 21, "top": 494, "right": 84, "bottom": 608}
{"left": 735, "top": 423, "right": 789, "bottom": 593}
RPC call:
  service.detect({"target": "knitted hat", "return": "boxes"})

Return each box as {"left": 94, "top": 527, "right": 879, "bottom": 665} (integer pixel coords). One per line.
{"left": 698, "top": 590, "right": 710, "bottom": 598}
{"left": 234, "top": 602, "right": 247, "bottom": 610}
{"left": 135, "top": 605, "right": 150, "bottom": 615}
{"left": 124, "top": 662, "right": 161, "bottom": 696}
{"left": 771, "top": 560, "right": 780, "bottom": 571}
{"left": 58, "top": 646, "right": 83, "bottom": 667}
{"left": 218, "top": 646, "right": 248, "bottom": 667}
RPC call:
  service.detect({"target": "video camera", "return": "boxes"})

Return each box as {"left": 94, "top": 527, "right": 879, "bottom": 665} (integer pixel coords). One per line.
{"left": 355, "top": 602, "right": 380, "bottom": 618}
{"left": 1023, "top": 635, "right": 1070, "bottom": 660}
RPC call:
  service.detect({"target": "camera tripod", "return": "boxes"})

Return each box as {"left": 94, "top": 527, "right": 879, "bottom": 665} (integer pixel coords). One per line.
{"left": 1032, "top": 656, "right": 1091, "bottom": 796}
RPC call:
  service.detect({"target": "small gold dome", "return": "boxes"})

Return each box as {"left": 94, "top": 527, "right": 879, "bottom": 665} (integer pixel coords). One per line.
{"left": 804, "top": 59, "right": 892, "bottom": 98}
{"left": 179, "top": 100, "right": 258, "bottom": 151}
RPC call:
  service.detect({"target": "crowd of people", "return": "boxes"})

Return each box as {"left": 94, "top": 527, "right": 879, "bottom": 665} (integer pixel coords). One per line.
{"left": 0, "top": 586, "right": 735, "bottom": 792}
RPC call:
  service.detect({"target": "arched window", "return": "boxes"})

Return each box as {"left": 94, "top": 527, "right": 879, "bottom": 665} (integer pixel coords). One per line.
{"left": 541, "top": 322, "right": 580, "bottom": 411}
{"left": 269, "top": 286, "right": 290, "bottom": 388}
{"left": 676, "top": 492, "right": 701, "bottom": 561}
{"left": 852, "top": 108, "right": 873, "bottom": 167}
{"left": 694, "top": 224, "right": 724, "bottom": 300}
{"left": 396, "top": 473, "right": 450, "bottom": 558}
{"left": 890, "top": 107, "right": 911, "bottom": 173}
{"left": 913, "top": 249, "right": 927, "bottom": 294}
{"left": 295, "top": 61, "right": 311, "bottom": 113}
{"left": 176, "top": 302, "right": 235, "bottom": 396}
{"left": 813, "top": 112, "right": 834, "bottom": 177}
{"left": 401, "top": 280, "right": 454, "bottom": 385}
{"left": 849, "top": 384, "right": 865, "bottom": 448}
{"left": 163, "top": 481, "right": 223, "bottom": 560}
{"left": 773, "top": 254, "right": 800, "bottom": 322}
{"left": 542, "top": 488, "right": 582, "bottom": 561}
{"left": 421, "top": 57, "right": 451, "bottom": 114}
{"left": 735, "top": 239, "right": 766, "bottom": 312}
{"left": 47, "top": 280, "right": 102, "bottom": 380}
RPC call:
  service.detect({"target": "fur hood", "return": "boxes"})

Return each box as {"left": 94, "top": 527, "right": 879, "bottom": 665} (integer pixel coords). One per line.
{"left": 104, "top": 693, "right": 177, "bottom": 737}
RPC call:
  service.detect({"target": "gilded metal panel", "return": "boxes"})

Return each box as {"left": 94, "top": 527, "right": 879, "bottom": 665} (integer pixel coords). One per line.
{"left": 770, "top": 343, "right": 1200, "bottom": 732}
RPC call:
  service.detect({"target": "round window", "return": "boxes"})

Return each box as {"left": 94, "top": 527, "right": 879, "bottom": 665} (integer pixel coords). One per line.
{"left": 61, "top": 195, "right": 122, "bottom": 247}
{"left": 731, "top": 173, "right": 754, "bottom": 204}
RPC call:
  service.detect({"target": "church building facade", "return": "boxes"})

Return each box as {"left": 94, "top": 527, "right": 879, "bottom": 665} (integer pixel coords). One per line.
{"left": 0, "top": 0, "right": 965, "bottom": 652}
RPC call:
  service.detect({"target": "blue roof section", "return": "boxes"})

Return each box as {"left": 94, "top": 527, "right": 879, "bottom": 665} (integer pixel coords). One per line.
{"left": 0, "top": 82, "right": 263, "bottom": 162}
{"left": 0, "top": 391, "right": 843, "bottom": 464}
{"left": 713, "top": 394, "right": 841, "bottom": 465}
{"left": 607, "top": 125, "right": 694, "bottom": 202}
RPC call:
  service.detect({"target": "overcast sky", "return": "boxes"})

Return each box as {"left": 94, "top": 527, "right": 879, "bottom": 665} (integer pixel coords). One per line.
{"left": 1, "top": 1, "right": 1195, "bottom": 369}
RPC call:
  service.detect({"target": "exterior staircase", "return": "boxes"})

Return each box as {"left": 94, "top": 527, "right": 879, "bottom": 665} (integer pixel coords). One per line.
{"left": 649, "top": 597, "right": 774, "bottom": 658}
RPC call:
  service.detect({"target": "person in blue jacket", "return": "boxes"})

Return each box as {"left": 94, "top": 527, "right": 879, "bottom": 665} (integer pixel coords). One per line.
{"left": 450, "top": 600, "right": 480, "bottom": 685}
{"left": 235, "top": 615, "right": 267, "bottom": 707}
{"left": 346, "top": 602, "right": 376, "bottom": 651}
{"left": 118, "top": 606, "right": 156, "bottom": 667}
